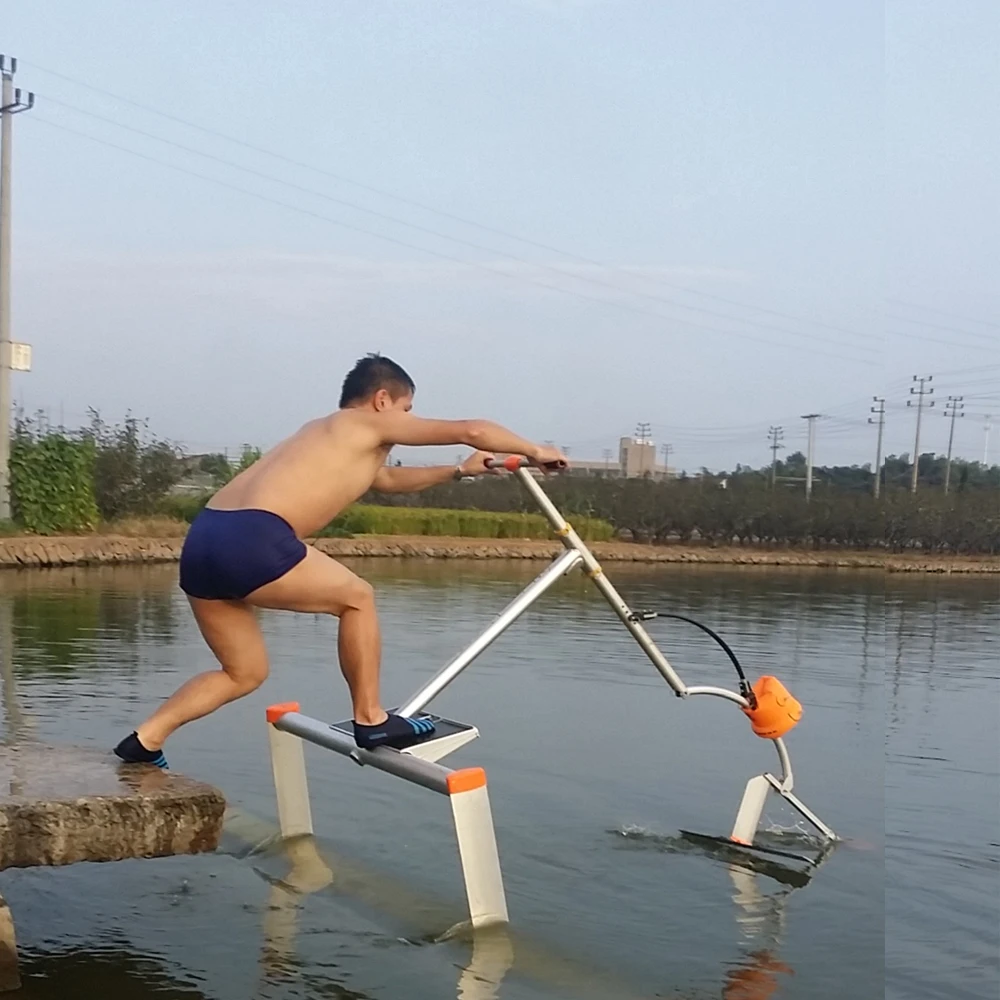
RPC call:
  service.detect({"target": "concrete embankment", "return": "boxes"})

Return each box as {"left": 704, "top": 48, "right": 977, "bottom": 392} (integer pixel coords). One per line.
{"left": 0, "top": 533, "right": 995, "bottom": 574}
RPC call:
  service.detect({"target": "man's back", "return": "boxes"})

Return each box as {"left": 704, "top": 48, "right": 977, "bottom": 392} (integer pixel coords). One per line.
{"left": 210, "top": 410, "right": 388, "bottom": 537}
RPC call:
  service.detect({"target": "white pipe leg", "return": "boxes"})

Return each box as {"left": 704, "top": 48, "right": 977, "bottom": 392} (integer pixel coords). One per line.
{"left": 268, "top": 716, "right": 314, "bottom": 840}
{"left": 731, "top": 774, "right": 771, "bottom": 844}
{"left": 448, "top": 769, "right": 509, "bottom": 928}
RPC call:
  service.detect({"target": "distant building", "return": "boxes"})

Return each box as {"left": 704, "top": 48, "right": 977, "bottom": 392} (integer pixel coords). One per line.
{"left": 563, "top": 437, "right": 672, "bottom": 480}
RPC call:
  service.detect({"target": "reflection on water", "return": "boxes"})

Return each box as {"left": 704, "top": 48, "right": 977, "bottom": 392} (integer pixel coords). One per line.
{"left": 0, "top": 562, "right": 995, "bottom": 998}
{"left": 16, "top": 946, "right": 213, "bottom": 1000}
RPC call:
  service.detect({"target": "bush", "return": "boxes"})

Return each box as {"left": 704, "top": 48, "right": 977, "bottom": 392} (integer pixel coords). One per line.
{"left": 85, "top": 411, "right": 183, "bottom": 521}
{"left": 10, "top": 416, "right": 99, "bottom": 534}
{"left": 320, "top": 505, "right": 614, "bottom": 541}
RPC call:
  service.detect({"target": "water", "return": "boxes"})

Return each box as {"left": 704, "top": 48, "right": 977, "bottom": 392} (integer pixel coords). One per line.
{"left": 0, "top": 560, "right": 996, "bottom": 999}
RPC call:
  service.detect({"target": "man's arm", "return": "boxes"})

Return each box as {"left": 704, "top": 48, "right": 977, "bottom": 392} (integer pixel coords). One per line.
{"left": 373, "top": 413, "right": 543, "bottom": 459}
{"left": 372, "top": 451, "right": 496, "bottom": 493}
{"left": 371, "top": 465, "right": 460, "bottom": 493}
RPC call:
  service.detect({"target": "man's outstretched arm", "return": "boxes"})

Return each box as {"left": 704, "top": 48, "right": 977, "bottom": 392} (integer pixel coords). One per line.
{"left": 373, "top": 413, "right": 548, "bottom": 459}
{"left": 372, "top": 451, "right": 497, "bottom": 493}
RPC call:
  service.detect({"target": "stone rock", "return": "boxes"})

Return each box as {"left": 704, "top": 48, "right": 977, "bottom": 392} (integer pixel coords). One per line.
{"left": 0, "top": 744, "right": 225, "bottom": 869}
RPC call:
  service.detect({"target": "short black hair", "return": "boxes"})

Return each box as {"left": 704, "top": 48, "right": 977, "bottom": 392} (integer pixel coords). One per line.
{"left": 339, "top": 353, "right": 416, "bottom": 408}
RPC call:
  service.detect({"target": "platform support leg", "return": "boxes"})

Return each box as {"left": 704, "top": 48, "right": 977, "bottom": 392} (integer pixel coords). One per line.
{"left": 448, "top": 769, "right": 509, "bottom": 928}
{"left": 268, "top": 722, "right": 313, "bottom": 840}
{"left": 0, "top": 893, "right": 19, "bottom": 993}
{"left": 731, "top": 774, "right": 770, "bottom": 845}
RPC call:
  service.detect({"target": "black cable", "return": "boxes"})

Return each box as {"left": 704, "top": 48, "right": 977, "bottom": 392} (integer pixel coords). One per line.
{"left": 631, "top": 610, "right": 756, "bottom": 707}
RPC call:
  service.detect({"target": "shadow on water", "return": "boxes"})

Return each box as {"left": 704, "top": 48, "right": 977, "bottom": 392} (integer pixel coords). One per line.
{"left": 14, "top": 945, "right": 213, "bottom": 1000}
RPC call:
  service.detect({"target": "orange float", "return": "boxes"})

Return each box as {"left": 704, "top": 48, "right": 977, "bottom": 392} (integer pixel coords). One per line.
{"left": 741, "top": 676, "right": 802, "bottom": 739}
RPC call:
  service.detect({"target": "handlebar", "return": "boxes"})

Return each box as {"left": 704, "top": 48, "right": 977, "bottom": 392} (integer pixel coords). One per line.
{"left": 484, "top": 456, "right": 567, "bottom": 472}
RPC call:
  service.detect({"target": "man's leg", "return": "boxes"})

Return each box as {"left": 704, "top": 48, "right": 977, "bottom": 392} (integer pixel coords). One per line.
{"left": 245, "top": 546, "right": 433, "bottom": 747}
{"left": 135, "top": 598, "right": 269, "bottom": 750}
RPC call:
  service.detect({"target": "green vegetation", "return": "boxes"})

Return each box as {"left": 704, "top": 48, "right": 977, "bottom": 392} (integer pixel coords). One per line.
{"left": 321, "top": 505, "right": 614, "bottom": 541}
{"left": 3, "top": 413, "right": 996, "bottom": 554}
{"left": 8, "top": 411, "right": 181, "bottom": 535}
{"left": 367, "top": 465, "right": 999, "bottom": 555}
{"left": 10, "top": 416, "right": 99, "bottom": 533}
{"left": 87, "top": 411, "right": 183, "bottom": 521}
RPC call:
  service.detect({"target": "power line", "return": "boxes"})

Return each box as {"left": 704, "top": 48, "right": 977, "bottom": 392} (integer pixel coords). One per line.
{"left": 887, "top": 298, "right": 1000, "bottom": 332}
{"left": 884, "top": 326, "right": 1000, "bottom": 355}
{"left": 26, "top": 114, "right": 879, "bottom": 368}
{"left": 25, "top": 60, "right": 878, "bottom": 348}
{"left": 884, "top": 313, "right": 998, "bottom": 344}
{"left": 35, "top": 93, "right": 881, "bottom": 360}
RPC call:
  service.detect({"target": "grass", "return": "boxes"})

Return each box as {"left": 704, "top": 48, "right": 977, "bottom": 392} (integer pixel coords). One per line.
{"left": 97, "top": 516, "right": 189, "bottom": 538}
{"left": 322, "top": 505, "right": 615, "bottom": 541}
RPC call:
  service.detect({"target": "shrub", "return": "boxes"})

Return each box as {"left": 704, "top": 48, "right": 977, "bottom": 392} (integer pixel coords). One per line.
{"left": 10, "top": 416, "right": 99, "bottom": 534}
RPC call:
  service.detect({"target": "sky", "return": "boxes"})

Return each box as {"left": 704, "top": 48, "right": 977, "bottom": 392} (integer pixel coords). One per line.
{"left": 4, "top": 0, "right": 998, "bottom": 471}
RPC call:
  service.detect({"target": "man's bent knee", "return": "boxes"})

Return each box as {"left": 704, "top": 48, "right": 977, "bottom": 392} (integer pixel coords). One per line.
{"left": 227, "top": 667, "right": 268, "bottom": 696}
{"left": 336, "top": 577, "right": 375, "bottom": 615}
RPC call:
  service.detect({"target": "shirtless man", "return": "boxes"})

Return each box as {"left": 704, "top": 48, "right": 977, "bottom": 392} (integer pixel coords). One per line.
{"left": 114, "top": 354, "right": 568, "bottom": 768}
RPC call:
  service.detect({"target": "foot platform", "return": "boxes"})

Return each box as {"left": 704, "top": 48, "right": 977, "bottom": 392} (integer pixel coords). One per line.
{"left": 329, "top": 714, "right": 480, "bottom": 763}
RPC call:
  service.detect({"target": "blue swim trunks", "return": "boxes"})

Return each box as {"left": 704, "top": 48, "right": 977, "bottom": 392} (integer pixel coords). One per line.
{"left": 180, "top": 508, "right": 307, "bottom": 600}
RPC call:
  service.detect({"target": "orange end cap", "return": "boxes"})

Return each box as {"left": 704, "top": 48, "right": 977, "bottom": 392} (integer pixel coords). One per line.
{"left": 266, "top": 702, "right": 301, "bottom": 724}
{"left": 502, "top": 455, "right": 522, "bottom": 471}
{"left": 446, "top": 767, "right": 487, "bottom": 795}
{"left": 729, "top": 836, "right": 751, "bottom": 846}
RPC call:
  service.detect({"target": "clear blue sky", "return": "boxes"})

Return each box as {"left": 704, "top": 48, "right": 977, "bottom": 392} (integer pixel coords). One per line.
{"left": 4, "top": 1, "right": 998, "bottom": 469}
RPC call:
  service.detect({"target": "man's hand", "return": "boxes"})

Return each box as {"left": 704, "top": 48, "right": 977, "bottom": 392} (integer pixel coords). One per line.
{"left": 458, "top": 450, "right": 499, "bottom": 477}
{"left": 532, "top": 444, "right": 570, "bottom": 472}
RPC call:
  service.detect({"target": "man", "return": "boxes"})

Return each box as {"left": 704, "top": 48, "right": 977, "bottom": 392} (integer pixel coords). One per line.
{"left": 114, "top": 354, "right": 568, "bottom": 768}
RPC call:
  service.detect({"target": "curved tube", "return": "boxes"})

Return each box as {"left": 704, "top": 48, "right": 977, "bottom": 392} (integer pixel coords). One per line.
{"left": 686, "top": 687, "right": 795, "bottom": 790}
{"left": 685, "top": 685, "right": 749, "bottom": 708}
{"left": 773, "top": 738, "right": 793, "bottom": 789}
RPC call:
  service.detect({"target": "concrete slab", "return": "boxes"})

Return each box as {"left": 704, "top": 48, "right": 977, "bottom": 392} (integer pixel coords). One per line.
{"left": 0, "top": 744, "right": 225, "bottom": 868}
{"left": 0, "top": 744, "right": 225, "bottom": 992}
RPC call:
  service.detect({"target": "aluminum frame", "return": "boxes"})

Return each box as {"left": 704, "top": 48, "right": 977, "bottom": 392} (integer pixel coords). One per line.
{"left": 267, "top": 706, "right": 509, "bottom": 928}
{"left": 398, "top": 460, "right": 836, "bottom": 846}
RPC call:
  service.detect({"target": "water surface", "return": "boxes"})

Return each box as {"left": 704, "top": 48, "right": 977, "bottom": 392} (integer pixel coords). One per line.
{"left": 0, "top": 561, "right": 996, "bottom": 999}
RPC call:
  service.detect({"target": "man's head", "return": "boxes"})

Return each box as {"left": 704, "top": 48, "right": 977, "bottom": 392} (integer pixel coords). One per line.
{"left": 339, "top": 353, "right": 415, "bottom": 412}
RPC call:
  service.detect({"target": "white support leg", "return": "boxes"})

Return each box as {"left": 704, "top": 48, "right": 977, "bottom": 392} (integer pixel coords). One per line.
{"left": 0, "top": 893, "right": 19, "bottom": 993}
{"left": 731, "top": 774, "right": 771, "bottom": 844}
{"left": 448, "top": 769, "right": 509, "bottom": 928}
{"left": 268, "top": 723, "right": 314, "bottom": 840}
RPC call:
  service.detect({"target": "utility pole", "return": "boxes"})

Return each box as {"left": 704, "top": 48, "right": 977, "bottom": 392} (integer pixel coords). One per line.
{"left": 768, "top": 426, "right": 784, "bottom": 487}
{"left": 660, "top": 442, "right": 673, "bottom": 479}
{"left": 0, "top": 57, "right": 33, "bottom": 521}
{"left": 984, "top": 415, "right": 993, "bottom": 466}
{"left": 907, "top": 376, "right": 934, "bottom": 493}
{"left": 869, "top": 397, "right": 885, "bottom": 498}
{"left": 801, "top": 414, "right": 821, "bottom": 500}
{"left": 943, "top": 396, "right": 964, "bottom": 494}
{"left": 635, "top": 422, "right": 651, "bottom": 476}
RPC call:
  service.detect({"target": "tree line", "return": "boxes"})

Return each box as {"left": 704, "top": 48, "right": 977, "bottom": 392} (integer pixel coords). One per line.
{"left": 363, "top": 464, "right": 1000, "bottom": 554}
{"left": 6, "top": 414, "right": 999, "bottom": 554}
